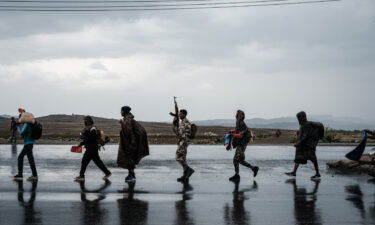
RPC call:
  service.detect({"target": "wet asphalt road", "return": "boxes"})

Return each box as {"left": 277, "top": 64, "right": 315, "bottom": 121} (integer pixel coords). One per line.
{"left": 0, "top": 144, "right": 374, "bottom": 225}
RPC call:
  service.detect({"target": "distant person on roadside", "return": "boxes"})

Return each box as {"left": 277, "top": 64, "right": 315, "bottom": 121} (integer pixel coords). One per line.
{"left": 229, "top": 110, "right": 259, "bottom": 182}
{"left": 9, "top": 117, "right": 18, "bottom": 143}
{"left": 174, "top": 109, "right": 195, "bottom": 183}
{"left": 13, "top": 118, "right": 38, "bottom": 181}
{"left": 285, "top": 111, "right": 322, "bottom": 180}
{"left": 74, "top": 116, "right": 112, "bottom": 181}
{"left": 275, "top": 129, "right": 282, "bottom": 138}
{"left": 117, "top": 106, "right": 149, "bottom": 183}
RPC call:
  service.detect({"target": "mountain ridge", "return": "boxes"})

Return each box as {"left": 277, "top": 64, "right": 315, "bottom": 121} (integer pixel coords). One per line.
{"left": 1, "top": 113, "right": 374, "bottom": 130}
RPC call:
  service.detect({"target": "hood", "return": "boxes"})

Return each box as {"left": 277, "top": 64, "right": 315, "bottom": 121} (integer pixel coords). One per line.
{"left": 296, "top": 111, "right": 307, "bottom": 125}
{"left": 236, "top": 110, "right": 245, "bottom": 121}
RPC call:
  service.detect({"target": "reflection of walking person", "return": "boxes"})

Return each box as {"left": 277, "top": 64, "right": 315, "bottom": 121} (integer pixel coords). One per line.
{"left": 77, "top": 180, "right": 111, "bottom": 225}
{"left": 285, "top": 111, "right": 322, "bottom": 180}
{"left": 286, "top": 179, "right": 322, "bottom": 225}
{"left": 345, "top": 185, "right": 366, "bottom": 219}
{"left": 174, "top": 182, "right": 194, "bottom": 225}
{"left": 13, "top": 122, "right": 38, "bottom": 181}
{"left": 118, "top": 182, "right": 149, "bottom": 225}
{"left": 75, "top": 116, "right": 112, "bottom": 181}
{"left": 229, "top": 110, "right": 259, "bottom": 182}
{"left": 15, "top": 180, "right": 42, "bottom": 225}
{"left": 224, "top": 180, "right": 257, "bottom": 225}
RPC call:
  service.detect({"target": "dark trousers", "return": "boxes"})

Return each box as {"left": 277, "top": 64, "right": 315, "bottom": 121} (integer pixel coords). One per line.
{"left": 79, "top": 149, "right": 111, "bottom": 176}
{"left": 18, "top": 144, "right": 37, "bottom": 176}
{"left": 11, "top": 129, "right": 17, "bottom": 138}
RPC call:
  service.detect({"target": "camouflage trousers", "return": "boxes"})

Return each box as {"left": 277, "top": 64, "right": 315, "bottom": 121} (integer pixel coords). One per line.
{"left": 234, "top": 145, "right": 247, "bottom": 162}
{"left": 176, "top": 141, "right": 189, "bottom": 168}
{"left": 233, "top": 145, "right": 253, "bottom": 174}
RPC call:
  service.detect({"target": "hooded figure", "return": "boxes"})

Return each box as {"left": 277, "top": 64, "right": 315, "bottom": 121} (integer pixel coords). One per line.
{"left": 117, "top": 106, "right": 149, "bottom": 183}
{"left": 285, "top": 111, "right": 321, "bottom": 180}
{"left": 296, "top": 112, "right": 320, "bottom": 157}
{"left": 228, "top": 110, "right": 259, "bottom": 182}
{"left": 233, "top": 110, "right": 250, "bottom": 147}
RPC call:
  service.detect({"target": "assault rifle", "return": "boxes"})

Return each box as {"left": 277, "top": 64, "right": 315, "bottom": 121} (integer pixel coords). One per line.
{"left": 169, "top": 96, "right": 179, "bottom": 128}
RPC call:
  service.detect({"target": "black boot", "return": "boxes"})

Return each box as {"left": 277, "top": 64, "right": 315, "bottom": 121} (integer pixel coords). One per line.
{"left": 177, "top": 175, "right": 187, "bottom": 182}
{"left": 252, "top": 166, "right": 259, "bottom": 177}
{"left": 185, "top": 167, "right": 195, "bottom": 179}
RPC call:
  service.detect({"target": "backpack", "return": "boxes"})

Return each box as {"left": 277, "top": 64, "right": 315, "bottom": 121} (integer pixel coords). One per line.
{"left": 30, "top": 121, "right": 43, "bottom": 140}
{"left": 132, "top": 120, "right": 148, "bottom": 141}
{"left": 189, "top": 123, "right": 198, "bottom": 139}
{"left": 310, "top": 121, "right": 325, "bottom": 139}
{"left": 97, "top": 129, "right": 110, "bottom": 147}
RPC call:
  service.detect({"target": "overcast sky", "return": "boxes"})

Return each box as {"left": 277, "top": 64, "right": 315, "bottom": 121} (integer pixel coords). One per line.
{"left": 0, "top": 0, "right": 374, "bottom": 122}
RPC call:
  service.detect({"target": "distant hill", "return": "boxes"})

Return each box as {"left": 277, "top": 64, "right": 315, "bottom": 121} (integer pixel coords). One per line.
{"left": 195, "top": 115, "right": 375, "bottom": 131}
{"left": 0, "top": 114, "right": 14, "bottom": 118}
{"left": 0, "top": 113, "right": 368, "bottom": 144}
{"left": 2, "top": 113, "right": 374, "bottom": 131}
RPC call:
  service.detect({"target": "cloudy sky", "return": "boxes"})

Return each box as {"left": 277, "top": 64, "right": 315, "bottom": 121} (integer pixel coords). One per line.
{"left": 0, "top": 0, "right": 374, "bottom": 122}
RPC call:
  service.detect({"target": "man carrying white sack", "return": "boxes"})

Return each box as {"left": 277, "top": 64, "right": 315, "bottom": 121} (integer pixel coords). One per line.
{"left": 14, "top": 108, "right": 38, "bottom": 181}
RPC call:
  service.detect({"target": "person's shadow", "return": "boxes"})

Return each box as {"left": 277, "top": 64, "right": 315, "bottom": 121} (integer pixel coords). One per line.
{"left": 117, "top": 182, "right": 149, "bottom": 225}
{"left": 76, "top": 180, "right": 111, "bottom": 225}
{"left": 174, "top": 181, "right": 194, "bottom": 225}
{"left": 286, "top": 179, "right": 322, "bottom": 225}
{"left": 223, "top": 180, "right": 258, "bottom": 225}
{"left": 15, "top": 180, "right": 43, "bottom": 225}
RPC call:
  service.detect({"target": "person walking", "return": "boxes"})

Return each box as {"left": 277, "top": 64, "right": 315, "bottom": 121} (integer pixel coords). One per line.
{"left": 117, "top": 106, "right": 149, "bottom": 183}
{"left": 229, "top": 110, "right": 259, "bottom": 182}
{"left": 75, "top": 116, "right": 112, "bottom": 181}
{"left": 285, "top": 111, "right": 322, "bottom": 180}
{"left": 174, "top": 109, "right": 195, "bottom": 182}
{"left": 13, "top": 121, "right": 38, "bottom": 181}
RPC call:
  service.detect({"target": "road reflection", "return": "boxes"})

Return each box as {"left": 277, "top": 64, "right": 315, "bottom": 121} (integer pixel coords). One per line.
{"left": 117, "top": 182, "right": 149, "bottom": 225}
{"left": 15, "top": 180, "right": 42, "bottom": 225}
{"left": 11, "top": 144, "right": 18, "bottom": 175}
{"left": 286, "top": 179, "right": 322, "bottom": 225}
{"left": 345, "top": 184, "right": 365, "bottom": 219}
{"left": 174, "top": 181, "right": 194, "bottom": 225}
{"left": 77, "top": 180, "right": 111, "bottom": 225}
{"left": 224, "top": 180, "right": 258, "bottom": 225}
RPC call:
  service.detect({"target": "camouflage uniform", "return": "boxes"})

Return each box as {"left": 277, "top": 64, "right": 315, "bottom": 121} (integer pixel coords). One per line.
{"left": 233, "top": 110, "right": 254, "bottom": 174}
{"left": 175, "top": 118, "right": 191, "bottom": 168}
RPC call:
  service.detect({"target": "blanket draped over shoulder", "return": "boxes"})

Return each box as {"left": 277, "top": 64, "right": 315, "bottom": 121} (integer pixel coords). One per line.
{"left": 117, "top": 113, "right": 149, "bottom": 169}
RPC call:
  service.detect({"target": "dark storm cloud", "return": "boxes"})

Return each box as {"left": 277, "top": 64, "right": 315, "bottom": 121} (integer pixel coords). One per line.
{"left": 0, "top": 0, "right": 374, "bottom": 121}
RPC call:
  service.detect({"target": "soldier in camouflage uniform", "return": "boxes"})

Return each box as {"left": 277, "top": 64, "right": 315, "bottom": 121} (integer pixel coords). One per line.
{"left": 174, "top": 109, "right": 195, "bottom": 182}
{"left": 229, "top": 110, "right": 259, "bottom": 182}
{"left": 285, "top": 111, "right": 321, "bottom": 180}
